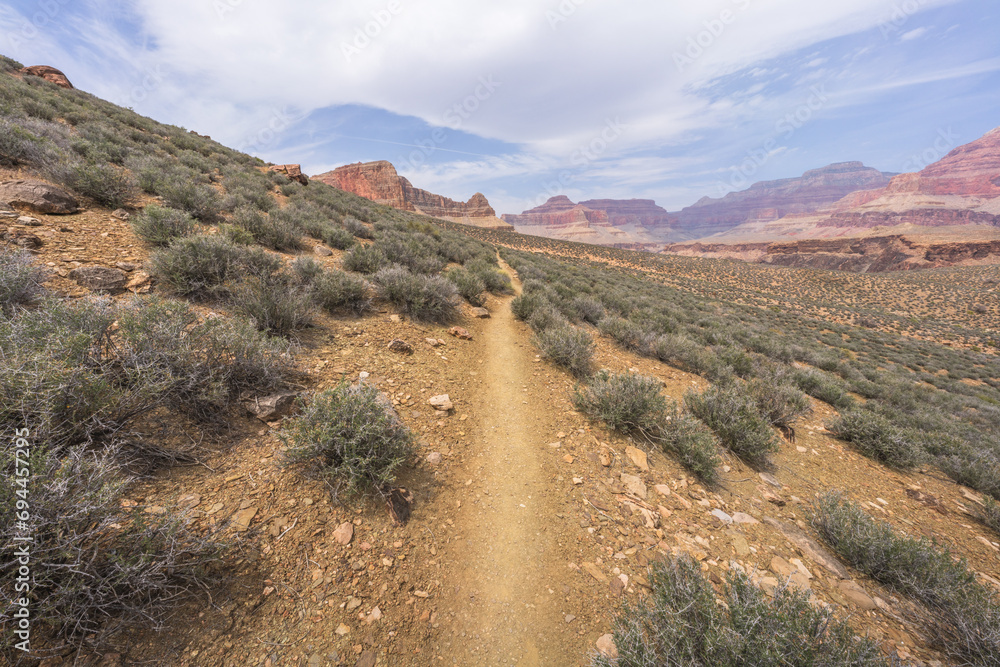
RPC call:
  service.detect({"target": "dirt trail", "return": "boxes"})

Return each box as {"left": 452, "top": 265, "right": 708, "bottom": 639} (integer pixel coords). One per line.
{"left": 436, "top": 265, "right": 579, "bottom": 666}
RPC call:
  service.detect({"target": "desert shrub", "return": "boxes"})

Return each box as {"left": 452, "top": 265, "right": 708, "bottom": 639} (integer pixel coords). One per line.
{"left": 314, "top": 270, "right": 372, "bottom": 316}
{"left": 812, "top": 493, "right": 1000, "bottom": 665}
{"left": 0, "top": 445, "right": 226, "bottom": 657}
{"left": 281, "top": 383, "right": 412, "bottom": 499}
{"left": 290, "top": 256, "right": 324, "bottom": 285}
{"left": 0, "top": 248, "right": 47, "bottom": 315}
{"left": 322, "top": 225, "right": 356, "bottom": 251}
{"left": 574, "top": 370, "right": 665, "bottom": 434}
{"left": 229, "top": 274, "right": 314, "bottom": 336}
{"left": 685, "top": 382, "right": 779, "bottom": 468}
{"left": 0, "top": 117, "right": 59, "bottom": 167}
{"left": 344, "top": 217, "right": 373, "bottom": 239}
{"left": 592, "top": 555, "right": 890, "bottom": 667}
{"left": 149, "top": 235, "right": 279, "bottom": 299}
{"left": 342, "top": 244, "right": 387, "bottom": 274}
{"left": 130, "top": 205, "right": 195, "bottom": 246}
{"left": 826, "top": 408, "right": 921, "bottom": 469}
{"left": 527, "top": 302, "right": 569, "bottom": 332}
{"left": 446, "top": 267, "right": 486, "bottom": 307}
{"left": 572, "top": 296, "right": 606, "bottom": 325}
{"left": 747, "top": 376, "right": 811, "bottom": 427}
{"left": 222, "top": 171, "right": 276, "bottom": 212}
{"left": 937, "top": 450, "right": 1000, "bottom": 501}
{"left": 63, "top": 161, "right": 137, "bottom": 208}
{"left": 535, "top": 324, "right": 593, "bottom": 378}
{"left": 980, "top": 497, "right": 1000, "bottom": 536}
{"left": 792, "top": 368, "right": 855, "bottom": 410}
{"left": 372, "top": 266, "right": 457, "bottom": 323}
{"left": 511, "top": 291, "right": 546, "bottom": 321}
{"left": 657, "top": 404, "right": 722, "bottom": 484}
{"left": 465, "top": 258, "right": 512, "bottom": 295}
{"left": 599, "top": 316, "right": 645, "bottom": 352}
{"left": 230, "top": 205, "right": 302, "bottom": 251}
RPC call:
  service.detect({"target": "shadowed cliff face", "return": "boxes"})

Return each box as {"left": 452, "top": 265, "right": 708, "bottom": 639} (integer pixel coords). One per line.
{"left": 313, "top": 160, "right": 510, "bottom": 228}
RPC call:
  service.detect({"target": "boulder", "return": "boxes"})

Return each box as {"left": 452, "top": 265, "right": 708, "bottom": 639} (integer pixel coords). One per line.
{"left": 69, "top": 266, "right": 126, "bottom": 292}
{"left": 267, "top": 164, "right": 309, "bottom": 186}
{"left": 470, "top": 307, "right": 491, "bottom": 319}
{"left": 0, "top": 180, "right": 79, "bottom": 214}
{"left": 243, "top": 393, "right": 300, "bottom": 422}
{"left": 449, "top": 326, "right": 473, "bottom": 340}
{"left": 19, "top": 65, "right": 73, "bottom": 89}
{"left": 1, "top": 228, "right": 43, "bottom": 249}
{"left": 429, "top": 394, "right": 453, "bottom": 412}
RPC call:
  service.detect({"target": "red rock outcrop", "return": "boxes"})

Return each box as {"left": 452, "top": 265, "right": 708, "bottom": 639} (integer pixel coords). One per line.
{"left": 672, "top": 162, "right": 894, "bottom": 238}
{"left": 314, "top": 161, "right": 510, "bottom": 229}
{"left": 502, "top": 196, "right": 610, "bottom": 227}
{"left": 18, "top": 66, "right": 73, "bottom": 89}
{"left": 578, "top": 199, "right": 676, "bottom": 229}
{"left": 267, "top": 164, "right": 308, "bottom": 185}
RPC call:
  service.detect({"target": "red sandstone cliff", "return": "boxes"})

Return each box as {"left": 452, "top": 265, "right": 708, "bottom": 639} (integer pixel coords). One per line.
{"left": 579, "top": 199, "right": 675, "bottom": 229}
{"left": 313, "top": 161, "right": 511, "bottom": 229}
{"left": 502, "top": 196, "right": 610, "bottom": 227}
{"left": 19, "top": 65, "right": 73, "bottom": 89}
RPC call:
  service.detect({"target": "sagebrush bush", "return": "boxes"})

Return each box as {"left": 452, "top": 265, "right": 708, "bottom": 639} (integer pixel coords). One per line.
{"left": 747, "top": 375, "right": 811, "bottom": 427}
{"left": 322, "top": 225, "right": 356, "bottom": 251}
{"left": 0, "top": 445, "right": 226, "bottom": 657}
{"left": 658, "top": 404, "right": 722, "bottom": 484}
{"left": 812, "top": 493, "right": 1000, "bottom": 665}
{"left": 593, "top": 555, "right": 890, "bottom": 667}
{"left": 372, "top": 266, "right": 457, "bottom": 323}
{"left": 446, "top": 267, "right": 487, "bottom": 307}
{"left": 314, "top": 270, "right": 373, "bottom": 316}
{"left": 0, "top": 247, "right": 47, "bottom": 314}
{"left": 63, "top": 161, "right": 137, "bottom": 208}
{"left": 574, "top": 370, "right": 665, "bottom": 433}
{"left": 281, "top": 383, "right": 412, "bottom": 499}
{"left": 159, "top": 177, "right": 222, "bottom": 222}
{"left": 685, "top": 382, "right": 779, "bottom": 468}
{"left": 344, "top": 217, "right": 373, "bottom": 239}
{"left": 792, "top": 368, "right": 856, "bottom": 410}
{"left": 599, "top": 316, "right": 645, "bottom": 352}
{"left": 535, "top": 324, "right": 593, "bottom": 378}
{"left": 827, "top": 408, "right": 921, "bottom": 468}
{"left": 980, "top": 497, "right": 1000, "bottom": 536}
{"left": 229, "top": 274, "right": 314, "bottom": 336}
{"left": 342, "top": 244, "right": 387, "bottom": 274}
{"left": 527, "top": 302, "right": 569, "bottom": 332}
{"left": 290, "top": 256, "right": 324, "bottom": 284}
{"left": 231, "top": 205, "right": 302, "bottom": 251}
{"left": 130, "top": 205, "right": 195, "bottom": 246}
{"left": 217, "top": 222, "right": 254, "bottom": 245}
{"left": 149, "top": 235, "right": 279, "bottom": 299}
{"left": 511, "top": 291, "right": 546, "bottom": 321}
{"left": 572, "top": 296, "right": 606, "bottom": 325}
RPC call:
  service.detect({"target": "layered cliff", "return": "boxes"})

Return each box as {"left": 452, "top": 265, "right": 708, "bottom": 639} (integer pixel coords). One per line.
{"left": 672, "top": 162, "right": 894, "bottom": 238}
{"left": 578, "top": 199, "right": 675, "bottom": 229}
{"left": 502, "top": 196, "right": 610, "bottom": 227}
{"left": 314, "top": 161, "right": 511, "bottom": 229}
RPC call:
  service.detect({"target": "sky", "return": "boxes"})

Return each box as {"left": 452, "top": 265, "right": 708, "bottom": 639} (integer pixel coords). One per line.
{"left": 2, "top": 0, "right": 999, "bottom": 216}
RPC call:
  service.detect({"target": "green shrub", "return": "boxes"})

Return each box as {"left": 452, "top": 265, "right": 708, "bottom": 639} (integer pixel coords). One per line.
{"left": 827, "top": 409, "right": 921, "bottom": 469}
{"left": 344, "top": 217, "right": 373, "bottom": 239}
{"left": 281, "top": 383, "right": 412, "bottom": 499}
{"left": 535, "top": 324, "right": 593, "bottom": 378}
{"left": 446, "top": 267, "right": 486, "bottom": 307}
{"left": 812, "top": 493, "right": 1000, "bottom": 665}
{"left": 593, "top": 555, "right": 890, "bottom": 667}
{"left": 465, "top": 258, "right": 512, "bottom": 295}
{"left": 64, "top": 162, "right": 137, "bottom": 208}
{"left": 130, "top": 205, "right": 195, "bottom": 246}
{"left": 372, "top": 266, "right": 457, "bottom": 323}
{"left": 574, "top": 370, "right": 665, "bottom": 433}
{"left": 657, "top": 404, "right": 722, "bottom": 484}
{"left": 322, "top": 225, "right": 356, "bottom": 251}
{"left": 792, "top": 368, "right": 855, "bottom": 410}
{"left": 229, "top": 274, "right": 314, "bottom": 336}
{"left": 572, "top": 296, "right": 606, "bottom": 325}
{"left": 149, "top": 235, "right": 280, "bottom": 299}
{"left": 218, "top": 223, "right": 254, "bottom": 245}
{"left": 314, "top": 270, "right": 372, "bottom": 316}
{"left": 0, "top": 247, "right": 47, "bottom": 315}
{"left": 157, "top": 177, "right": 222, "bottom": 222}
{"left": 527, "top": 302, "right": 568, "bottom": 332}
{"left": 599, "top": 315, "right": 645, "bottom": 352}
{"left": 290, "top": 256, "right": 324, "bottom": 285}
{"left": 230, "top": 205, "right": 302, "bottom": 251}
{"left": 747, "top": 376, "right": 811, "bottom": 427}
{"left": 342, "top": 244, "right": 387, "bottom": 274}
{"left": 511, "top": 291, "right": 546, "bottom": 321}
{"left": 685, "top": 382, "right": 779, "bottom": 468}
{"left": 980, "top": 497, "right": 1000, "bottom": 536}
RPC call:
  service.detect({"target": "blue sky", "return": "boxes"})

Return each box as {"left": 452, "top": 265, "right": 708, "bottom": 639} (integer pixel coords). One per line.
{"left": 2, "top": 0, "right": 998, "bottom": 215}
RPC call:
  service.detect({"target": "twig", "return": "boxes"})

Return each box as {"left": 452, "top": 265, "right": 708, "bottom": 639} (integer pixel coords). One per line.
{"left": 275, "top": 518, "right": 298, "bottom": 541}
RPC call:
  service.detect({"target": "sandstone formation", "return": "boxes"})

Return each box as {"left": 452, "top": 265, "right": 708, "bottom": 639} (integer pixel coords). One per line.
{"left": 268, "top": 164, "right": 309, "bottom": 185}
{"left": 503, "top": 196, "right": 610, "bottom": 227}
{"left": 314, "top": 161, "right": 511, "bottom": 230}
{"left": 672, "top": 162, "right": 894, "bottom": 239}
{"left": 579, "top": 199, "right": 675, "bottom": 230}
{"left": 502, "top": 196, "right": 645, "bottom": 246}
{"left": 0, "top": 179, "right": 79, "bottom": 214}
{"left": 18, "top": 65, "right": 73, "bottom": 89}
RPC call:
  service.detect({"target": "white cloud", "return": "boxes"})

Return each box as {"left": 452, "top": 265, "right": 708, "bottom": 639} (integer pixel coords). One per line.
{"left": 900, "top": 27, "right": 930, "bottom": 40}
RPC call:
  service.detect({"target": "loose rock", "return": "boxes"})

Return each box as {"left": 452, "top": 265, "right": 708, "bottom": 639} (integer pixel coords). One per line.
{"left": 449, "top": 326, "right": 473, "bottom": 340}
{"left": 0, "top": 179, "right": 79, "bottom": 214}
{"left": 69, "top": 266, "right": 126, "bottom": 292}
{"left": 596, "top": 634, "right": 618, "bottom": 659}
{"left": 620, "top": 473, "right": 647, "bottom": 499}
{"left": 333, "top": 522, "right": 354, "bottom": 546}
{"left": 387, "top": 339, "right": 413, "bottom": 354}
{"left": 625, "top": 446, "right": 649, "bottom": 471}
{"left": 429, "top": 394, "right": 453, "bottom": 412}
{"left": 470, "top": 307, "right": 490, "bottom": 318}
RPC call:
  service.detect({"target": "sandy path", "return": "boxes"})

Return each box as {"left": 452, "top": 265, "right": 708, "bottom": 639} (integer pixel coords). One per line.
{"left": 436, "top": 265, "right": 578, "bottom": 666}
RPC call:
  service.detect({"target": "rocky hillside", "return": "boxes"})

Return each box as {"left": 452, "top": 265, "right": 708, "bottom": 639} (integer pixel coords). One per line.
{"left": 314, "top": 161, "right": 512, "bottom": 230}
